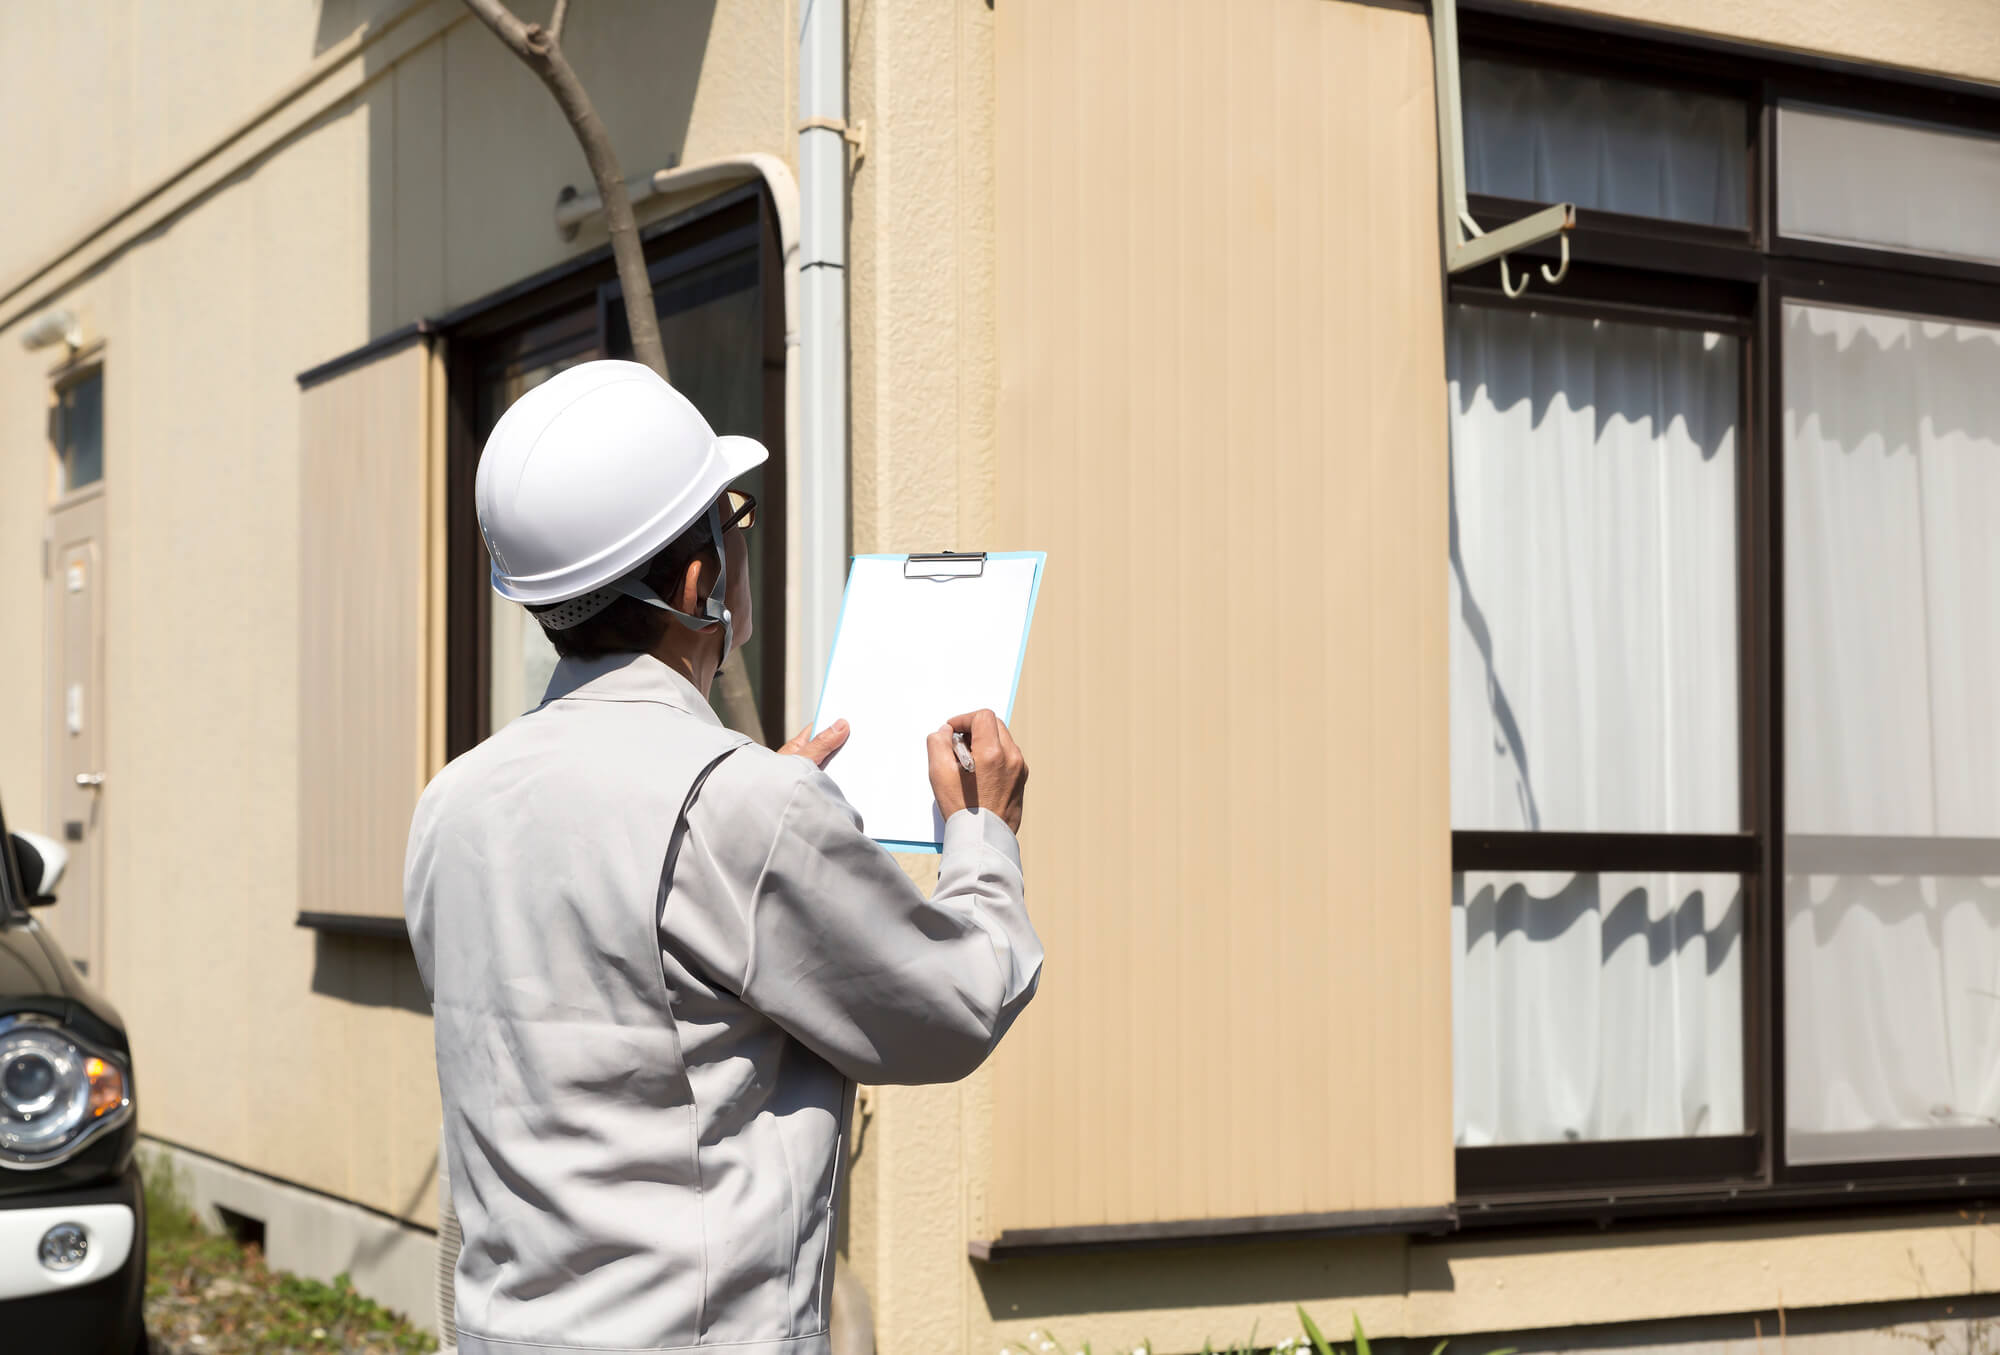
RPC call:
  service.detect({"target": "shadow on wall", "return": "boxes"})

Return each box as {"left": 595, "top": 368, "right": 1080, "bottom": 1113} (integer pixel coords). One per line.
{"left": 312, "top": 0, "right": 721, "bottom": 342}
{"left": 979, "top": 1239, "right": 2000, "bottom": 1351}
{"left": 974, "top": 1236, "right": 1414, "bottom": 1322}
{"left": 314, "top": 0, "right": 425, "bottom": 56}
{"left": 309, "top": 931, "right": 431, "bottom": 1016}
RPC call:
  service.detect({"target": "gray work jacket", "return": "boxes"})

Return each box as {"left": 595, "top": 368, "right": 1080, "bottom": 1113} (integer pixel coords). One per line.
{"left": 405, "top": 653, "right": 1041, "bottom": 1355}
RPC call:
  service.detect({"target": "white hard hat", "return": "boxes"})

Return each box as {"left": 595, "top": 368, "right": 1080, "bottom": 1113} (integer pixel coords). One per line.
{"left": 475, "top": 359, "right": 767, "bottom": 608}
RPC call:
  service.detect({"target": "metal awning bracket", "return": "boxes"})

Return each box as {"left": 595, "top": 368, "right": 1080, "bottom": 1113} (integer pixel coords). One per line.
{"left": 1432, "top": 0, "right": 1574, "bottom": 296}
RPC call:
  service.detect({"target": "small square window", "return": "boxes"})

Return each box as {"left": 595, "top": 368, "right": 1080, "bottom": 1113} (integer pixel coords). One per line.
{"left": 56, "top": 371, "right": 103, "bottom": 493}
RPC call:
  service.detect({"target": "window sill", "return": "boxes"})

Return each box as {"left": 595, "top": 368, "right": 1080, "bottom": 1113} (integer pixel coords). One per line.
{"left": 294, "top": 912, "right": 408, "bottom": 942}
{"left": 971, "top": 1174, "right": 2000, "bottom": 1261}
{"left": 968, "top": 1205, "right": 1457, "bottom": 1261}
{"left": 1459, "top": 1171, "right": 2000, "bottom": 1233}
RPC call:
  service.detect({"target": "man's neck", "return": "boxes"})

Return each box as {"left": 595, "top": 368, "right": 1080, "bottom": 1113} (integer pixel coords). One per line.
{"left": 649, "top": 636, "right": 716, "bottom": 698}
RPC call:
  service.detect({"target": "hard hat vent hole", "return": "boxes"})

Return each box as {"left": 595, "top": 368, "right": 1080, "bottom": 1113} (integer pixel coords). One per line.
{"left": 534, "top": 588, "right": 621, "bottom": 632}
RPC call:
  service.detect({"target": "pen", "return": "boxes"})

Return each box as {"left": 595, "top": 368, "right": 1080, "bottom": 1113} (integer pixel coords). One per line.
{"left": 951, "top": 731, "right": 976, "bottom": 773}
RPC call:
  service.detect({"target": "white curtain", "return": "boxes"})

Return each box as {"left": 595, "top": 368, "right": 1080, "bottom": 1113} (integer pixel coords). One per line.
{"left": 1783, "top": 302, "right": 2000, "bottom": 1164}
{"left": 1779, "top": 103, "right": 2000, "bottom": 268}
{"left": 1463, "top": 59, "right": 1748, "bottom": 229}
{"left": 1449, "top": 304, "right": 1744, "bottom": 1145}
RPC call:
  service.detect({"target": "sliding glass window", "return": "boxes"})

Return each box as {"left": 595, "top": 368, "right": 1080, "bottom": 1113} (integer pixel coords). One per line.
{"left": 1450, "top": 305, "right": 1746, "bottom": 1149}
{"left": 1448, "top": 16, "right": 2000, "bottom": 1219}
{"left": 1783, "top": 302, "right": 2000, "bottom": 1167}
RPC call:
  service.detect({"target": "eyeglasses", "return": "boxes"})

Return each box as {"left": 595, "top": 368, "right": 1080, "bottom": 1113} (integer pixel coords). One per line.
{"left": 719, "top": 489, "right": 758, "bottom": 533}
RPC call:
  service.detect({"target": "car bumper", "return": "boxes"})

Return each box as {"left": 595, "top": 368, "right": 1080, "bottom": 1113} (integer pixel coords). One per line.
{"left": 0, "top": 1163, "right": 145, "bottom": 1353}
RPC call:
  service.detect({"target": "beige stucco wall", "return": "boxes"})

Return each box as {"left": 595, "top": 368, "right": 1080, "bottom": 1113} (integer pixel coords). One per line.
{"left": 0, "top": 0, "right": 792, "bottom": 1232}
{"left": 1531, "top": 0, "right": 2000, "bottom": 86}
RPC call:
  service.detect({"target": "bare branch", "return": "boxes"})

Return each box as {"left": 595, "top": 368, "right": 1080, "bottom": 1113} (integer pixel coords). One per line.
{"left": 549, "top": 0, "right": 571, "bottom": 42}
{"left": 460, "top": 0, "right": 667, "bottom": 377}
{"left": 460, "top": 0, "right": 536, "bottom": 57}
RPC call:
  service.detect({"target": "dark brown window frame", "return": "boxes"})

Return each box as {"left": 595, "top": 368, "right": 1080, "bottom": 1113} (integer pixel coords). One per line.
{"left": 1450, "top": 8, "right": 2000, "bottom": 1229}
{"left": 439, "top": 185, "right": 789, "bottom": 758}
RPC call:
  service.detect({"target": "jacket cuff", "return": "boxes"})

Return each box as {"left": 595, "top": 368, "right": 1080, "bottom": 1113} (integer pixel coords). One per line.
{"left": 943, "top": 808, "right": 1022, "bottom": 869}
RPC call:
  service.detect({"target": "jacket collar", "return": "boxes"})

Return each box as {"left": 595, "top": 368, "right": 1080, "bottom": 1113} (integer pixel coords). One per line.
{"left": 540, "top": 652, "right": 722, "bottom": 727}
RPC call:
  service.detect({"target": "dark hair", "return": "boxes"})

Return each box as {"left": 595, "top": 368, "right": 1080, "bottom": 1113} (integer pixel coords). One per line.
{"left": 531, "top": 512, "right": 719, "bottom": 661}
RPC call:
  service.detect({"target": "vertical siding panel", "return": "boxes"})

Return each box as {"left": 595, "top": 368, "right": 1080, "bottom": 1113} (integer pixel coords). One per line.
{"left": 990, "top": 0, "right": 1027, "bottom": 1228}
{"left": 1075, "top": 0, "right": 1121, "bottom": 1227}
{"left": 1181, "top": 0, "right": 1232, "bottom": 1221}
{"left": 1319, "top": 7, "right": 1364, "bottom": 1215}
{"left": 1231, "top": 0, "right": 1286, "bottom": 1218}
{"left": 989, "top": 0, "right": 1452, "bottom": 1234}
{"left": 298, "top": 340, "right": 430, "bottom": 924}
{"left": 1122, "top": 0, "right": 1166, "bottom": 1226}
{"left": 1044, "top": 0, "right": 1087, "bottom": 1229}
{"left": 1401, "top": 10, "right": 1456, "bottom": 1206}
{"left": 1168, "top": 0, "right": 1192, "bottom": 1223}
{"left": 1273, "top": 0, "right": 1329, "bottom": 1216}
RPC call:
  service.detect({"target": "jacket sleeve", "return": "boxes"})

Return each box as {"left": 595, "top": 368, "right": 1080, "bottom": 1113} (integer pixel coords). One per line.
{"left": 665, "top": 751, "right": 1043, "bottom": 1085}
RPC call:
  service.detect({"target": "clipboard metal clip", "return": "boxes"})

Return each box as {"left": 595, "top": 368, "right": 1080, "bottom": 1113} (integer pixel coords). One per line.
{"left": 903, "top": 551, "right": 987, "bottom": 581}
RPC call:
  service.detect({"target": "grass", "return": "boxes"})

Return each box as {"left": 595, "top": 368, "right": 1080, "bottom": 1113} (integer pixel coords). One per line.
{"left": 141, "top": 1150, "right": 437, "bottom": 1355}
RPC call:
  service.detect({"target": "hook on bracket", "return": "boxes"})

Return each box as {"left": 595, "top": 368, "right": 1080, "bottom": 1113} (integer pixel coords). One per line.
{"left": 1488, "top": 227, "right": 1568, "bottom": 299}
{"left": 1541, "top": 231, "right": 1570, "bottom": 286}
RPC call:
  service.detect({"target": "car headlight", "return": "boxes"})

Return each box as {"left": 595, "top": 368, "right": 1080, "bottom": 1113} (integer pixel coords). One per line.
{"left": 0, "top": 1016, "right": 131, "bottom": 1167}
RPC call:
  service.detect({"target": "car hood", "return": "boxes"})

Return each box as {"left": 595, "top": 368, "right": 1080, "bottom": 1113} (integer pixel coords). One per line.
{"left": 0, "top": 917, "right": 67, "bottom": 997}
{"left": 0, "top": 918, "right": 128, "bottom": 1051}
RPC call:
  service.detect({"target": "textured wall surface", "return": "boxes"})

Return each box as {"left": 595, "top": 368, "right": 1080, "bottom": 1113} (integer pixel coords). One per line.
{"left": 1531, "top": 0, "right": 2000, "bottom": 85}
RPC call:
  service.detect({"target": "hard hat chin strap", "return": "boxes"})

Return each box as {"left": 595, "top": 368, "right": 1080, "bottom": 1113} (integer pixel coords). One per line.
{"left": 616, "top": 500, "right": 734, "bottom": 678}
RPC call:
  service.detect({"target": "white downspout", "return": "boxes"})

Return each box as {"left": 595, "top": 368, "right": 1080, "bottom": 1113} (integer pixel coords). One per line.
{"left": 796, "top": 0, "right": 851, "bottom": 735}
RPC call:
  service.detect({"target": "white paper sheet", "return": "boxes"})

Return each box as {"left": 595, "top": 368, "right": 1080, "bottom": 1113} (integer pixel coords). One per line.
{"left": 812, "top": 553, "right": 1043, "bottom": 850}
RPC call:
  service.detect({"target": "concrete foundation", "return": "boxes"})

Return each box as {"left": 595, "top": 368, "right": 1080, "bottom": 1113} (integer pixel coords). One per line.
{"left": 141, "top": 1135, "right": 439, "bottom": 1336}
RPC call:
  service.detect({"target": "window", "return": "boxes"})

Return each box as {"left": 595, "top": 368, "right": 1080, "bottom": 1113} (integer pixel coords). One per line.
{"left": 444, "top": 190, "right": 787, "bottom": 753}
{"left": 1783, "top": 302, "right": 2000, "bottom": 1167}
{"left": 1450, "top": 307, "right": 1747, "bottom": 1151}
{"left": 1463, "top": 57, "right": 1749, "bottom": 228}
{"left": 1448, "top": 19, "right": 2000, "bottom": 1218}
{"left": 55, "top": 368, "right": 103, "bottom": 494}
{"left": 1777, "top": 104, "right": 2000, "bottom": 266}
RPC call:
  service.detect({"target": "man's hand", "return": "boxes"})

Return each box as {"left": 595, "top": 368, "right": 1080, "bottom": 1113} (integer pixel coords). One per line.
{"left": 779, "top": 719, "right": 849, "bottom": 768}
{"left": 927, "top": 710, "right": 1028, "bottom": 834}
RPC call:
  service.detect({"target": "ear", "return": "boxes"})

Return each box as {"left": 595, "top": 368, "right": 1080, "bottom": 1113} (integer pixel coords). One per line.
{"left": 676, "top": 552, "right": 717, "bottom": 621}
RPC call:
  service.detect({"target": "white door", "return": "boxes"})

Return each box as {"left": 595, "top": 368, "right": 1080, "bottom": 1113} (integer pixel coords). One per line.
{"left": 47, "top": 490, "right": 106, "bottom": 977}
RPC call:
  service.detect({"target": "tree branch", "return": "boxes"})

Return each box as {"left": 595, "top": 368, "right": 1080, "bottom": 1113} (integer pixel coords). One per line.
{"left": 463, "top": 0, "right": 769, "bottom": 738}
{"left": 460, "top": 0, "right": 666, "bottom": 379}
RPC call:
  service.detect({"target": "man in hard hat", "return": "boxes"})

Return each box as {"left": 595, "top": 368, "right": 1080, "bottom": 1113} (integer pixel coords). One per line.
{"left": 404, "top": 360, "right": 1040, "bottom": 1355}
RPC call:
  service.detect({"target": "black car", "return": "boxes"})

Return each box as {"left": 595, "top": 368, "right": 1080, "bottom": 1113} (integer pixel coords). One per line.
{"left": 0, "top": 794, "right": 145, "bottom": 1353}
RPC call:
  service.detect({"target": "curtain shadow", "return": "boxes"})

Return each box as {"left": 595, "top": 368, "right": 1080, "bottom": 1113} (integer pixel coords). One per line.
{"left": 1457, "top": 872, "right": 1744, "bottom": 973}
{"left": 1784, "top": 306, "right": 2000, "bottom": 457}
{"left": 1786, "top": 872, "right": 2000, "bottom": 947}
{"left": 1450, "top": 304, "right": 1739, "bottom": 462}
